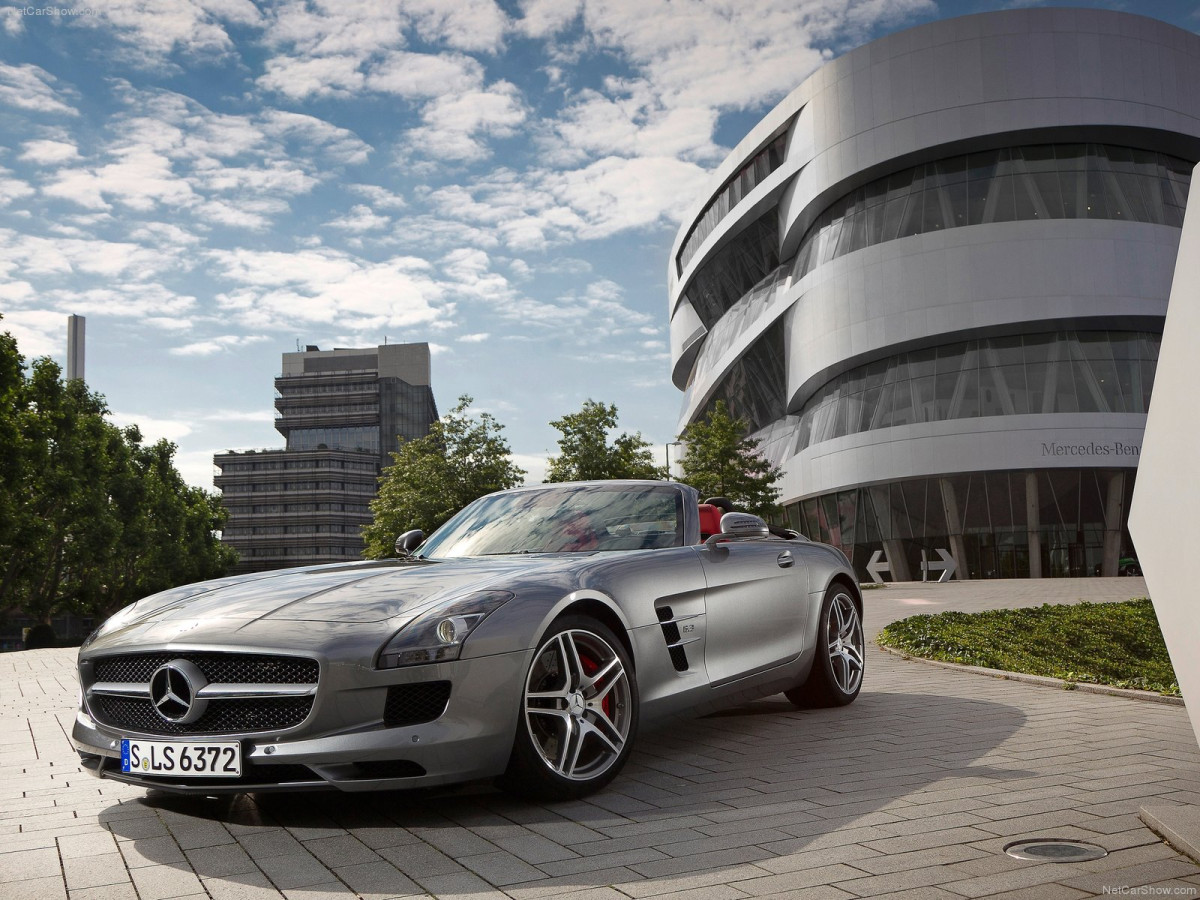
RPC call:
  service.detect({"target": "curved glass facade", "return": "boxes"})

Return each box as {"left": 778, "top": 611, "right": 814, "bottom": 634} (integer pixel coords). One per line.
{"left": 698, "top": 320, "right": 786, "bottom": 433}
{"left": 793, "top": 331, "right": 1159, "bottom": 453}
{"left": 681, "top": 209, "right": 780, "bottom": 330}
{"left": 678, "top": 133, "right": 787, "bottom": 273}
{"left": 785, "top": 468, "right": 1137, "bottom": 580}
{"left": 791, "top": 144, "right": 1192, "bottom": 282}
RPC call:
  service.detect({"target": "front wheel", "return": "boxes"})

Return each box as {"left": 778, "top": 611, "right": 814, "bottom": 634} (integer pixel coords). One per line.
{"left": 786, "top": 585, "right": 865, "bottom": 708}
{"left": 498, "top": 616, "right": 638, "bottom": 800}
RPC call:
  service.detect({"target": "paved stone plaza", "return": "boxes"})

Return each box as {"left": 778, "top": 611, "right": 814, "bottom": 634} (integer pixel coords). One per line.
{"left": 4, "top": 577, "right": 1199, "bottom": 900}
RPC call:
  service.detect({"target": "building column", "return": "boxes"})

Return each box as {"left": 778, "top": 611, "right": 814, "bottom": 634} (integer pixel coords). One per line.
{"left": 938, "top": 478, "right": 969, "bottom": 580}
{"left": 1102, "top": 471, "right": 1127, "bottom": 577}
{"left": 1026, "top": 472, "right": 1042, "bottom": 579}
{"left": 883, "top": 539, "right": 913, "bottom": 581}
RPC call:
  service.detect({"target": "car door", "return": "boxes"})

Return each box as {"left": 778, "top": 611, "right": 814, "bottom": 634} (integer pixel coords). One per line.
{"left": 698, "top": 540, "right": 809, "bottom": 685}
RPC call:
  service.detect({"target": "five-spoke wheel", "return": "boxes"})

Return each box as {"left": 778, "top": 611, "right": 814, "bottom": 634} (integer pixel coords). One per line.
{"left": 500, "top": 616, "right": 638, "bottom": 799}
{"left": 786, "top": 584, "right": 865, "bottom": 708}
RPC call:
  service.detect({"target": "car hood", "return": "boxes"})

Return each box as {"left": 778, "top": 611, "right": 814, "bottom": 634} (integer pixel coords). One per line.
{"left": 90, "top": 556, "right": 578, "bottom": 649}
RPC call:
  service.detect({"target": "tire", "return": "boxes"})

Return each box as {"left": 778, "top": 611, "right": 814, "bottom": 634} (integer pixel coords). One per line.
{"left": 498, "top": 615, "right": 638, "bottom": 800}
{"left": 786, "top": 584, "right": 865, "bottom": 708}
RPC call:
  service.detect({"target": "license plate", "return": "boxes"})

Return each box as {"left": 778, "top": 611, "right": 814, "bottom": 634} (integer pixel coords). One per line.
{"left": 120, "top": 740, "right": 241, "bottom": 777}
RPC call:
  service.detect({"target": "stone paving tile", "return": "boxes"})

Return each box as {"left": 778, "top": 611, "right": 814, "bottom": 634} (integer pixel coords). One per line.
{"left": 202, "top": 872, "right": 284, "bottom": 900}
{"left": 119, "top": 835, "right": 187, "bottom": 869}
{"left": 128, "top": 863, "right": 205, "bottom": 900}
{"left": 330, "top": 859, "right": 424, "bottom": 899}
{"left": 184, "top": 842, "right": 260, "bottom": 878}
{"left": 62, "top": 851, "right": 128, "bottom": 891}
{"left": 503, "top": 865, "right": 644, "bottom": 899}
{"left": 279, "top": 883, "right": 355, "bottom": 900}
{"left": 68, "top": 884, "right": 141, "bottom": 900}
{"left": 2, "top": 874, "right": 68, "bottom": 900}
{"left": 301, "top": 835, "right": 381, "bottom": 870}
{"left": 254, "top": 853, "right": 339, "bottom": 892}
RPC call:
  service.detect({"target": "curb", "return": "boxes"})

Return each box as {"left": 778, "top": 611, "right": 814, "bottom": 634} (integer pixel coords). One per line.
{"left": 876, "top": 644, "right": 1185, "bottom": 706}
{"left": 1141, "top": 806, "right": 1200, "bottom": 865}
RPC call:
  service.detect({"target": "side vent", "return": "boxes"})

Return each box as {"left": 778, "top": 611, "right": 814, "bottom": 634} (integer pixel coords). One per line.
{"left": 656, "top": 606, "right": 693, "bottom": 672}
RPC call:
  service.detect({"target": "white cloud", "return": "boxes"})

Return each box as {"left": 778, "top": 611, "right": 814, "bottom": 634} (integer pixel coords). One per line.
{"left": 0, "top": 308, "right": 64, "bottom": 357}
{"left": 0, "top": 62, "right": 78, "bottom": 116}
{"left": 0, "top": 229, "right": 183, "bottom": 280}
{"left": 457, "top": 332, "right": 490, "bottom": 343}
{"left": 109, "top": 410, "right": 193, "bottom": 441}
{"left": 0, "top": 6, "right": 22, "bottom": 35}
{"left": 365, "top": 50, "right": 485, "bottom": 98}
{"left": 0, "top": 168, "right": 35, "bottom": 207}
{"left": 36, "top": 89, "right": 368, "bottom": 229}
{"left": 326, "top": 204, "right": 390, "bottom": 232}
{"left": 512, "top": 452, "right": 549, "bottom": 485}
{"left": 257, "top": 54, "right": 365, "bottom": 99}
{"left": 348, "top": 184, "right": 406, "bottom": 210}
{"left": 19, "top": 139, "right": 81, "bottom": 165}
{"left": 406, "top": 82, "right": 527, "bottom": 162}
{"left": 169, "top": 334, "right": 269, "bottom": 356}
{"left": 516, "top": 0, "right": 582, "bottom": 37}
{"left": 209, "top": 247, "right": 453, "bottom": 333}
{"left": 84, "top": 0, "right": 263, "bottom": 66}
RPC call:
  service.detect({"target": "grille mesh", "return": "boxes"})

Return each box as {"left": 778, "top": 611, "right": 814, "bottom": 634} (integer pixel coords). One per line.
{"left": 384, "top": 681, "right": 451, "bottom": 727}
{"left": 91, "top": 695, "right": 314, "bottom": 736}
{"left": 92, "top": 653, "right": 318, "bottom": 685}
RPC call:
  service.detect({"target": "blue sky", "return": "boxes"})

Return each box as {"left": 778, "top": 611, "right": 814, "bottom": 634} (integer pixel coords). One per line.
{"left": 2, "top": 0, "right": 1197, "bottom": 489}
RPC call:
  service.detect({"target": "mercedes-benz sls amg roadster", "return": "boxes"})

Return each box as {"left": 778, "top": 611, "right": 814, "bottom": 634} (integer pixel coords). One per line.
{"left": 73, "top": 480, "right": 864, "bottom": 799}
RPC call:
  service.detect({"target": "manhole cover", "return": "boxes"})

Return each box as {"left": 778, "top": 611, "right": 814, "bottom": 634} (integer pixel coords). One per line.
{"left": 1003, "top": 838, "right": 1108, "bottom": 863}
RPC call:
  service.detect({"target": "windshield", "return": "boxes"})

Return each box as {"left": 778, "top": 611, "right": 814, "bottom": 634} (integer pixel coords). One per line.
{"left": 419, "top": 484, "right": 685, "bottom": 558}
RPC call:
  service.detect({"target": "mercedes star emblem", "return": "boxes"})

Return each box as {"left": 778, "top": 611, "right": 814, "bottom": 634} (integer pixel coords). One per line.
{"left": 149, "top": 660, "right": 209, "bottom": 724}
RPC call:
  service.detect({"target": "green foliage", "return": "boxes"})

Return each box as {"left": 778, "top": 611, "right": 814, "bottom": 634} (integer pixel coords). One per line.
{"left": 878, "top": 598, "right": 1179, "bottom": 696}
{"left": 0, "top": 318, "right": 236, "bottom": 624}
{"left": 677, "top": 400, "right": 782, "bottom": 517}
{"left": 363, "top": 395, "right": 525, "bottom": 557}
{"left": 545, "top": 399, "right": 665, "bottom": 483}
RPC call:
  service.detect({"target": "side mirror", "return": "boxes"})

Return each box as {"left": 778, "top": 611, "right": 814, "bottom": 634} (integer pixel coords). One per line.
{"left": 394, "top": 529, "right": 425, "bottom": 558}
{"left": 705, "top": 512, "right": 770, "bottom": 545}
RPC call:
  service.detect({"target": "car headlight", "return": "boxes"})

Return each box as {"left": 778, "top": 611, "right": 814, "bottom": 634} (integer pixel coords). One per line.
{"left": 377, "top": 591, "right": 514, "bottom": 669}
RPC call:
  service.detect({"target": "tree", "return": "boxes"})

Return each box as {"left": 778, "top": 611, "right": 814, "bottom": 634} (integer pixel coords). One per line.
{"left": 363, "top": 395, "right": 525, "bottom": 557}
{"left": 678, "top": 400, "right": 783, "bottom": 517}
{"left": 545, "top": 400, "right": 665, "bottom": 483}
{"left": 0, "top": 317, "right": 236, "bottom": 624}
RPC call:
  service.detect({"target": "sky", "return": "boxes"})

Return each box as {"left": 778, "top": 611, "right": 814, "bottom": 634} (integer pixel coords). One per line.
{"left": 2, "top": 0, "right": 1198, "bottom": 490}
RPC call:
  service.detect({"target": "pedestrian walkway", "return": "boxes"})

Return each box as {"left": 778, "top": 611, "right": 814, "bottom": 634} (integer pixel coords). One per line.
{"left": 2, "top": 577, "right": 1196, "bottom": 900}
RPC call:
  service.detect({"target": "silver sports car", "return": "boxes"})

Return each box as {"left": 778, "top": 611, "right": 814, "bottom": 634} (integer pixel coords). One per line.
{"left": 72, "top": 480, "right": 864, "bottom": 799}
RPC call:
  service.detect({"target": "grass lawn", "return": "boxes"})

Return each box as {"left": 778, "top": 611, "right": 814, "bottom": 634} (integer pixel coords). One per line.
{"left": 876, "top": 598, "right": 1179, "bottom": 696}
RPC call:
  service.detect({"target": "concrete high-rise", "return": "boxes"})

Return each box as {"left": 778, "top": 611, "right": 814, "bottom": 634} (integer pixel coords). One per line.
{"left": 214, "top": 343, "right": 437, "bottom": 572}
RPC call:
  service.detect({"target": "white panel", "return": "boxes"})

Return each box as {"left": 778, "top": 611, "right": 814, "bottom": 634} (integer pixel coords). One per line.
{"left": 1128, "top": 161, "right": 1200, "bottom": 748}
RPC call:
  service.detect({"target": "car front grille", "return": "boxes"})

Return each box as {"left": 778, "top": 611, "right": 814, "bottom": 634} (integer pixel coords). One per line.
{"left": 93, "top": 653, "right": 318, "bottom": 685}
{"left": 85, "top": 651, "right": 319, "bottom": 736}
{"left": 384, "top": 681, "right": 451, "bottom": 727}
{"left": 91, "top": 695, "right": 315, "bottom": 736}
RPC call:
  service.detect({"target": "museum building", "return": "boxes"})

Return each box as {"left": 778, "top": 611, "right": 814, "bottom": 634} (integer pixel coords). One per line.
{"left": 668, "top": 8, "right": 1200, "bottom": 579}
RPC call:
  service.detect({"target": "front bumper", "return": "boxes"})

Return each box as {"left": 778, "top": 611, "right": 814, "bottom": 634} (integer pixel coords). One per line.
{"left": 72, "top": 648, "right": 530, "bottom": 794}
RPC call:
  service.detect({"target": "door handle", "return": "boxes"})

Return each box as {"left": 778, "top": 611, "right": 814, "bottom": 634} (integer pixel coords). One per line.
{"left": 777, "top": 551, "right": 794, "bottom": 568}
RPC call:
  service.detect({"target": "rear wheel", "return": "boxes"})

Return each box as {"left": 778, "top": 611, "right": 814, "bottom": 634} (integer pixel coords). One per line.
{"left": 786, "top": 585, "right": 864, "bottom": 708}
{"left": 499, "top": 616, "right": 638, "bottom": 800}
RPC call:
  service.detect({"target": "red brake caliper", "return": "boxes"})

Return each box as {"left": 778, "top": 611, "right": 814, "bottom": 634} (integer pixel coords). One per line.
{"left": 578, "top": 652, "right": 612, "bottom": 718}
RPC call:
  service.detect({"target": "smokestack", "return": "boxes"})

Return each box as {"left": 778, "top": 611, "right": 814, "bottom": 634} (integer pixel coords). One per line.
{"left": 67, "top": 315, "right": 85, "bottom": 382}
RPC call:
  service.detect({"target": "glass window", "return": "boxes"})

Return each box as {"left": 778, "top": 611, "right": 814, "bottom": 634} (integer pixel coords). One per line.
{"left": 784, "top": 142, "right": 1192, "bottom": 282}
{"left": 787, "top": 331, "right": 1160, "bottom": 453}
